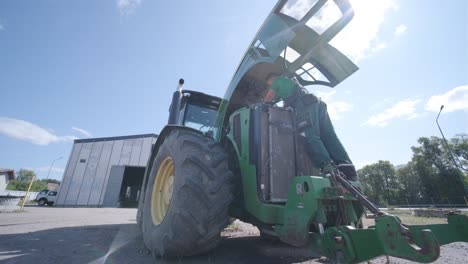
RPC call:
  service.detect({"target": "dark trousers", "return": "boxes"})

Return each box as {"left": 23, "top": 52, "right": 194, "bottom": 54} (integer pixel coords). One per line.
{"left": 292, "top": 91, "right": 352, "bottom": 169}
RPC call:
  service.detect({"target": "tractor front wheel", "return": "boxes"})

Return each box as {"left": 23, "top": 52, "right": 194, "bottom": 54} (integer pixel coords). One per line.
{"left": 141, "top": 129, "right": 233, "bottom": 257}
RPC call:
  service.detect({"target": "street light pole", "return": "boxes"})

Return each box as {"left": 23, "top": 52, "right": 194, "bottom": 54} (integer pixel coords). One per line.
{"left": 436, "top": 105, "right": 461, "bottom": 171}
{"left": 43, "top": 156, "right": 64, "bottom": 190}
{"left": 435, "top": 105, "right": 467, "bottom": 198}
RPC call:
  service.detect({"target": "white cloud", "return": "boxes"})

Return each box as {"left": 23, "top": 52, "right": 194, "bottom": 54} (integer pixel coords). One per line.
{"left": 369, "top": 97, "right": 393, "bottom": 111}
{"left": 36, "top": 166, "right": 65, "bottom": 174}
{"left": 0, "top": 117, "right": 77, "bottom": 145}
{"left": 117, "top": 0, "right": 142, "bottom": 15}
{"left": 328, "top": 101, "right": 353, "bottom": 120}
{"left": 394, "top": 24, "right": 407, "bottom": 36}
{"left": 364, "top": 99, "right": 422, "bottom": 127}
{"left": 72, "top": 126, "right": 92, "bottom": 138}
{"left": 331, "top": 0, "right": 398, "bottom": 61}
{"left": 315, "top": 90, "right": 337, "bottom": 100}
{"left": 371, "top": 42, "right": 386, "bottom": 53}
{"left": 316, "top": 90, "right": 353, "bottom": 120}
{"left": 425, "top": 85, "right": 468, "bottom": 113}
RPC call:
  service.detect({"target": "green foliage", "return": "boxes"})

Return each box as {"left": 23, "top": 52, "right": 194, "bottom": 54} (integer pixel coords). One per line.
{"left": 396, "top": 161, "right": 423, "bottom": 203}
{"left": 6, "top": 180, "right": 44, "bottom": 192}
{"left": 6, "top": 168, "right": 61, "bottom": 192}
{"left": 6, "top": 180, "right": 29, "bottom": 191}
{"left": 16, "top": 169, "right": 36, "bottom": 181}
{"left": 358, "top": 160, "right": 399, "bottom": 205}
{"left": 358, "top": 135, "right": 467, "bottom": 206}
{"left": 451, "top": 133, "right": 468, "bottom": 173}
{"left": 38, "top": 179, "right": 61, "bottom": 184}
{"left": 411, "top": 135, "right": 466, "bottom": 204}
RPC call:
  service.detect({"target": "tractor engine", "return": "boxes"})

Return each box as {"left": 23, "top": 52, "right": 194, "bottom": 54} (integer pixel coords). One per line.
{"left": 230, "top": 103, "right": 320, "bottom": 203}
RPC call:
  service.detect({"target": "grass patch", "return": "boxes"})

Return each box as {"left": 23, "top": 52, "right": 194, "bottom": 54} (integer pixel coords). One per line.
{"left": 362, "top": 209, "right": 451, "bottom": 227}
{"left": 386, "top": 209, "right": 412, "bottom": 215}
{"left": 396, "top": 213, "right": 447, "bottom": 225}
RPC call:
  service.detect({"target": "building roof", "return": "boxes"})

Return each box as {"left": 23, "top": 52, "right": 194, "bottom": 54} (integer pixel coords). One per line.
{"left": 0, "top": 169, "right": 15, "bottom": 180}
{"left": 74, "top": 133, "right": 158, "bottom": 144}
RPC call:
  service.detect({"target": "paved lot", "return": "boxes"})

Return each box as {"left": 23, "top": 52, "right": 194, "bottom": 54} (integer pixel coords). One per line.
{"left": 0, "top": 207, "right": 466, "bottom": 264}
{"left": 0, "top": 207, "right": 320, "bottom": 264}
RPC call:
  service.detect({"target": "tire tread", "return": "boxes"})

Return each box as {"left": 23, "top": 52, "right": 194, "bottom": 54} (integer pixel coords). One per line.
{"left": 141, "top": 130, "right": 233, "bottom": 257}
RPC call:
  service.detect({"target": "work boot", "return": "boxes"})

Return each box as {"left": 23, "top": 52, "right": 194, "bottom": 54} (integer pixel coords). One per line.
{"left": 337, "top": 163, "right": 358, "bottom": 181}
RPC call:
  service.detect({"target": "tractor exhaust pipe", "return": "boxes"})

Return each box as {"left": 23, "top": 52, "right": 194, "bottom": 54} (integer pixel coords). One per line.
{"left": 168, "top": 78, "right": 184, "bottom": 125}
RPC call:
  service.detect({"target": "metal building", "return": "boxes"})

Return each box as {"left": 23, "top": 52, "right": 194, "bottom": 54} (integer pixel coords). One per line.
{"left": 0, "top": 169, "right": 15, "bottom": 191}
{"left": 55, "top": 134, "right": 157, "bottom": 207}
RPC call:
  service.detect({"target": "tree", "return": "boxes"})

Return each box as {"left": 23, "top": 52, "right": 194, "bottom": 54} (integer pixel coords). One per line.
{"left": 411, "top": 136, "right": 466, "bottom": 204}
{"left": 357, "top": 160, "right": 399, "bottom": 205}
{"left": 6, "top": 180, "right": 29, "bottom": 191}
{"left": 16, "top": 169, "right": 36, "bottom": 182}
{"left": 356, "top": 135, "right": 466, "bottom": 206}
{"left": 6, "top": 169, "right": 60, "bottom": 192}
{"left": 396, "top": 162, "right": 423, "bottom": 204}
{"left": 451, "top": 133, "right": 468, "bottom": 173}
{"left": 39, "top": 179, "right": 61, "bottom": 184}
{"left": 6, "top": 180, "right": 43, "bottom": 192}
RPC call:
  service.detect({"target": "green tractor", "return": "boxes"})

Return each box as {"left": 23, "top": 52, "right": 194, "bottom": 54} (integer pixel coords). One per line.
{"left": 137, "top": 0, "right": 468, "bottom": 262}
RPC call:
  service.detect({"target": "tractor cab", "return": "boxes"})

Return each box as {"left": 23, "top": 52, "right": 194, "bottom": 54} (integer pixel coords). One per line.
{"left": 168, "top": 85, "right": 222, "bottom": 138}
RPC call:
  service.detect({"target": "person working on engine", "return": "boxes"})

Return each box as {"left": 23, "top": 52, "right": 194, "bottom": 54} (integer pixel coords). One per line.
{"left": 264, "top": 74, "right": 357, "bottom": 181}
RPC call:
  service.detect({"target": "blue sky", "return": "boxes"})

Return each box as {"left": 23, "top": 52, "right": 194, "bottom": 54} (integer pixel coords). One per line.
{"left": 0, "top": 0, "right": 467, "bottom": 180}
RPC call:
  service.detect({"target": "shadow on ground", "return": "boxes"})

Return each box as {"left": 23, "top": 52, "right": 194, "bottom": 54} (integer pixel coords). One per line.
{"left": 0, "top": 223, "right": 322, "bottom": 264}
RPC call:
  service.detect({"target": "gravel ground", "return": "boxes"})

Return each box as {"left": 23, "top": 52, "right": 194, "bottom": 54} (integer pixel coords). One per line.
{"left": 0, "top": 207, "right": 466, "bottom": 264}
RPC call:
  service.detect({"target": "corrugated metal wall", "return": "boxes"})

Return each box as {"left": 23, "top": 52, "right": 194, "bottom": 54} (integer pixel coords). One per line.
{"left": 0, "top": 174, "right": 8, "bottom": 191}
{"left": 55, "top": 135, "right": 157, "bottom": 207}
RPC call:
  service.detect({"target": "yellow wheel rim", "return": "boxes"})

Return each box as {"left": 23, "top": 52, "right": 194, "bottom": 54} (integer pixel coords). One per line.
{"left": 151, "top": 157, "right": 175, "bottom": 225}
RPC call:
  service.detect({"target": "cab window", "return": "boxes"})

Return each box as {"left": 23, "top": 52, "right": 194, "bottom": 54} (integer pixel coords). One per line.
{"left": 183, "top": 104, "right": 218, "bottom": 136}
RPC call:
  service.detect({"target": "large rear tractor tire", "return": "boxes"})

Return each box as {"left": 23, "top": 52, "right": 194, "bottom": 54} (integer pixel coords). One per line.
{"left": 137, "top": 172, "right": 147, "bottom": 229}
{"left": 141, "top": 129, "right": 233, "bottom": 257}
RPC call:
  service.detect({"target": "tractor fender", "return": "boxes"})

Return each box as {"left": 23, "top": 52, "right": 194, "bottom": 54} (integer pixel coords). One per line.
{"left": 139, "top": 125, "right": 210, "bottom": 205}
{"left": 224, "top": 135, "right": 241, "bottom": 172}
